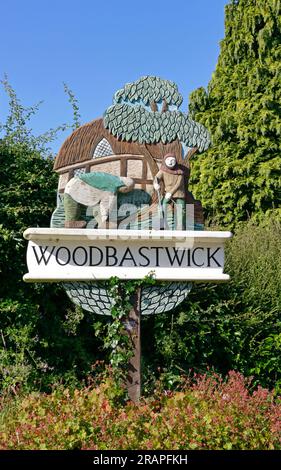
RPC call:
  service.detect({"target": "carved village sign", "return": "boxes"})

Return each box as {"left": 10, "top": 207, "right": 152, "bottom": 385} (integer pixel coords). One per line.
{"left": 24, "top": 76, "right": 232, "bottom": 401}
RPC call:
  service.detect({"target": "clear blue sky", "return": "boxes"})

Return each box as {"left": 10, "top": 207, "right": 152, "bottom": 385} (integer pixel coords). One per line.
{"left": 0, "top": 0, "right": 229, "bottom": 153}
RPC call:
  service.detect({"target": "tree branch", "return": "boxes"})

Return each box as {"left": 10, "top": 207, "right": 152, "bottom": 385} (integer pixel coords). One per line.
{"left": 183, "top": 147, "right": 198, "bottom": 168}
{"left": 150, "top": 100, "right": 158, "bottom": 112}
{"left": 161, "top": 99, "right": 168, "bottom": 113}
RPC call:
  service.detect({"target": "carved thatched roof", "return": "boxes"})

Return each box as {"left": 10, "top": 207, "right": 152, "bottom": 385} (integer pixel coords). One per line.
{"left": 54, "top": 118, "right": 181, "bottom": 171}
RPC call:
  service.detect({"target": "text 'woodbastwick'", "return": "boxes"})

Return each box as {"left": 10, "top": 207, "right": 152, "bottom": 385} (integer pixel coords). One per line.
{"left": 31, "top": 244, "right": 222, "bottom": 268}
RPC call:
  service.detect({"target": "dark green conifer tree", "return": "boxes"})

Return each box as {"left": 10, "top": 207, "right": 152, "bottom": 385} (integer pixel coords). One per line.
{"left": 188, "top": 0, "right": 281, "bottom": 227}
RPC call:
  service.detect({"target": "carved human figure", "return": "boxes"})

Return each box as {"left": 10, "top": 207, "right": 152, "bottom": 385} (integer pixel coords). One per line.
{"left": 64, "top": 172, "right": 135, "bottom": 228}
{"left": 153, "top": 153, "right": 189, "bottom": 230}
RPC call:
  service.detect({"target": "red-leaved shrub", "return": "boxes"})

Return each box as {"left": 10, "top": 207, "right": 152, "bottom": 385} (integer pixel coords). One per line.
{"left": 0, "top": 371, "right": 280, "bottom": 450}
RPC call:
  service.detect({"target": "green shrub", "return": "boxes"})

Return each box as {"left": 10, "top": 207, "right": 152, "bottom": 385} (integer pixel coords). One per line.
{"left": 141, "top": 217, "right": 281, "bottom": 392}
{"left": 0, "top": 141, "right": 104, "bottom": 395}
{"left": 226, "top": 219, "right": 281, "bottom": 311}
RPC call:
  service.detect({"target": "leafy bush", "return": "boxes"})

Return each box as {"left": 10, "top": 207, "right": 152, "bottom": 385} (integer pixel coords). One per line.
{"left": 0, "top": 371, "right": 280, "bottom": 450}
{"left": 0, "top": 82, "right": 105, "bottom": 396}
{"left": 226, "top": 219, "right": 281, "bottom": 312}
{"left": 140, "top": 218, "right": 281, "bottom": 393}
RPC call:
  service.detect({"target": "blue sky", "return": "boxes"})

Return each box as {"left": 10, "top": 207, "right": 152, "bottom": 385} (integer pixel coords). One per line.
{"left": 0, "top": 0, "right": 228, "bottom": 153}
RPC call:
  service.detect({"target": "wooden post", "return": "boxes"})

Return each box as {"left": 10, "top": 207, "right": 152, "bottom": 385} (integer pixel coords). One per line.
{"left": 125, "top": 287, "right": 141, "bottom": 403}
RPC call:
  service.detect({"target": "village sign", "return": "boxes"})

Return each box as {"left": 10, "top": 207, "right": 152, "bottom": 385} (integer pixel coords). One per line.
{"left": 23, "top": 76, "right": 232, "bottom": 401}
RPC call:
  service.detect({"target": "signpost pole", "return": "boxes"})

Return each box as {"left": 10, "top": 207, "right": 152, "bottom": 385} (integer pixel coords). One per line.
{"left": 126, "top": 287, "right": 141, "bottom": 403}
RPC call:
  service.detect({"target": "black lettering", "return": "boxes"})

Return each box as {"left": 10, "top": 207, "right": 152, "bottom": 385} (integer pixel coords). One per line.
{"left": 150, "top": 247, "right": 162, "bottom": 267}
{"left": 165, "top": 247, "right": 185, "bottom": 266}
{"left": 119, "top": 247, "right": 137, "bottom": 267}
{"left": 32, "top": 245, "right": 55, "bottom": 265}
{"left": 72, "top": 246, "right": 88, "bottom": 266}
{"left": 89, "top": 246, "right": 103, "bottom": 266}
{"left": 192, "top": 247, "right": 205, "bottom": 267}
{"left": 207, "top": 247, "right": 222, "bottom": 267}
{"left": 106, "top": 246, "right": 118, "bottom": 266}
{"left": 55, "top": 246, "right": 71, "bottom": 266}
{"left": 139, "top": 246, "right": 150, "bottom": 267}
{"left": 186, "top": 248, "right": 191, "bottom": 267}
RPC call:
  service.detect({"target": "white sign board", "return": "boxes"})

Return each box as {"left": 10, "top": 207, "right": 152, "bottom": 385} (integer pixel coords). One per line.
{"left": 23, "top": 228, "right": 232, "bottom": 282}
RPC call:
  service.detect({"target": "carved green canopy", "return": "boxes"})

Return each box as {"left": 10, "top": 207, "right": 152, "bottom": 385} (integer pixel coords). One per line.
{"left": 113, "top": 76, "right": 183, "bottom": 107}
{"left": 103, "top": 76, "right": 211, "bottom": 152}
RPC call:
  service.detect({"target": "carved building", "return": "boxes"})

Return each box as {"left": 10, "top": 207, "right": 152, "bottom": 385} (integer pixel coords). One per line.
{"left": 53, "top": 118, "right": 204, "bottom": 228}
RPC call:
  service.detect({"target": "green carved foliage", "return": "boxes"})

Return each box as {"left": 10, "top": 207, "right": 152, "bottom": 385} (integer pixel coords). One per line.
{"left": 105, "top": 75, "right": 211, "bottom": 151}
{"left": 188, "top": 0, "right": 281, "bottom": 227}
{"left": 104, "top": 103, "right": 211, "bottom": 151}
{"left": 113, "top": 76, "right": 183, "bottom": 106}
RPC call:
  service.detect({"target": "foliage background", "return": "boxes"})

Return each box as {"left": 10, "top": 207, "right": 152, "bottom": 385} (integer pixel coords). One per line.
{"left": 0, "top": 0, "right": 280, "bottom": 415}
{"left": 188, "top": 0, "right": 281, "bottom": 227}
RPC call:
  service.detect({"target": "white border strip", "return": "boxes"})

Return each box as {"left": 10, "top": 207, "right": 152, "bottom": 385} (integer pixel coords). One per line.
{"left": 23, "top": 228, "right": 232, "bottom": 242}
{"left": 23, "top": 267, "right": 230, "bottom": 283}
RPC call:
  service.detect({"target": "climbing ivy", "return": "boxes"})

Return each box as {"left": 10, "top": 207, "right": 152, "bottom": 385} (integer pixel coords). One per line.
{"left": 94, "top": 276, "right": 156, "bottom": 382}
